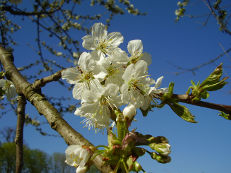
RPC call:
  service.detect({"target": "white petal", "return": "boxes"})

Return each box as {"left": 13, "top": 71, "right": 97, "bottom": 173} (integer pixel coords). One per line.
{"left": 94, "top": 72, "right": 107, "bottom": 80}
{"left": 109, "top": 48, "right": 129, "bottom": 63}
{"left": 155, "top": 76, "right": 164, "bottom": 89}
{"left": 134, "top": 60, "right": 147, "bottom": 77}
{"left": 122, "top": 63, "right": 134, "bottom": 81}
{"left": 91, "top": 23, "right": 107, "bottom": 41}
{"left": 141, "top": 52, "right": 152, "bottom": 66}
{"left": 62, "top": 67, "right": 80, "bottom": 84}
{"left": 104, "top": 83, "right": 119, "bottom": 97}
{"left": 81, "top": 89, "right": 101, "bottom": 103}
{"left": 6, "top": 85, "right": 17, "bottom": 101}
{"left": 107, "top": 32, "right": 124, "bottom": 47}
{"left": 82, "top": 35, "right": 96, "bottom": 50}
{"left": 78, "top": 52, "right": 95, "bottom": 72}
{"left": 127, "top": 40, "right": 143, "bottom": 56}
{"left": 72, "top": 83, "right": 84, "bottom": 100}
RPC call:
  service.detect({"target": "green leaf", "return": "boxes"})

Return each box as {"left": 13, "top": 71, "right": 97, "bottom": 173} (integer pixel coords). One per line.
{"left": 218, "top": 111, "right": 231, "bottom": 120}
{"left": 200, "top": 63, "right": 223, "bottom": 87}
{"left": 168, "top": 102, "right": 197, "bottom": 123}
{"left": 201, "top": 78, "right": 228, "bottom": 91}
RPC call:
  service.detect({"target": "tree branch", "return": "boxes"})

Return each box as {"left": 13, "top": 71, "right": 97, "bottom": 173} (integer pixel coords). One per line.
{"left": 15, "top": 95, "right": 26, "bottom": 173}
{"left": 203, "top": 0, "right": 231, "bottom": 36}
{"left": 172, "top": 93, "right": 231, "bottom": 115}
{"left": 32, "top": 69, "right": 62, "bottom": 89}
{"left": 0, "top": 46, "right": 113, "bottom": 173}
{"left": 173, "top": 47, "right": 231, "bottom": 75}
{"left": 1, "top": 5, "right": 60, "bottom": 16}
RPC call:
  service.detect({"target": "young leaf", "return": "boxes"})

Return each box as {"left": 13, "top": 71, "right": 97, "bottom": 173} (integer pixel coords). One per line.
{"left": 200, "top": 63, "right": 223, "bottom": 87}
{"left": 218, "top": 111, "right": 231, "bottom": 120}
{"left": 201, "top": 77, "right": 228, "bottom": 91}
{"left": 168, "top": 102, "right": 197, "bottom": 123}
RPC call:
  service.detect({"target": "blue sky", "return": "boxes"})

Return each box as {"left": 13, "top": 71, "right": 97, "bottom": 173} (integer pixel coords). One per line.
{"left": 1, "top": 1, "right": 231, "bottom": 173}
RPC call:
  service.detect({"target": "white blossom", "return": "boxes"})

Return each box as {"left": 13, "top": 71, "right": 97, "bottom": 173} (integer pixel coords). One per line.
{"left": 65, "top": 145, "right": 91, "bottom": 168}
{"left": 62, "top": 51, "right": 104, "bottom": 100}
{"left": 149, "top": 76, "right": 168, "bottom": 95}
{"left": 127, "top": 40, "right": 152, "bottom": 65}
{"left": 121, "top": 60, "right": 154, "bottom": 108}
{"left": 75, "top": 83, "right": 122, "bottom": 130}
{"left": 82, "top": 23, "right": 124, "bottom": 56}
{"left": 0, "top": 79, "right": 17, "bottom": 101}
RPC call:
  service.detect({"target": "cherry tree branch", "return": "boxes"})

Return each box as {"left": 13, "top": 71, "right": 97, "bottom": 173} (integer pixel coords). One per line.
{"left": 1, "top": 5, "right": 61, "bottom": 16}
{"left": 172, "top": 93, "right": 231, "bottom": 115}
{"left": 33, "top": 70, "right": 62, "bottom": 89}
{"left": 203, "top": 0, "right": 231, "bottom": 36}
{"left": 0, "top": 46, "right": 113, "bottom": 173}
{"left": 173, "top": 47, "right": 231, "bottom": 75}
{"left": 15, "top": 95, "right": 26, "bottom": 173}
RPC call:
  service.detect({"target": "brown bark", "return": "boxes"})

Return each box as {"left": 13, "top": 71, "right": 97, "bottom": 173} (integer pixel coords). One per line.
{"left": 15, "top": 95, "right": 26, "bottom": 173}
{"left": 172, "top": 94, "right": 231, "bottom": 115}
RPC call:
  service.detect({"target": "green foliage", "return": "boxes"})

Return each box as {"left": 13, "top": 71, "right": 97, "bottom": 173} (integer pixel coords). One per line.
{"left": 218, "top": 111, "right": 231, "bottom": 120}
{"left": 162, "top": 83, "right": 196, "bottom": 123}
{"left": 187, "top": 64, "right": 227, "bottom": 101}
{"left": 0, "top": 142, "right": 78, "bottom": 173}
{"left": 0, "top": 142, "right": 50, "bottom": 173}
{"left": 167, "top": 102, "right": 196, "bottom": 123}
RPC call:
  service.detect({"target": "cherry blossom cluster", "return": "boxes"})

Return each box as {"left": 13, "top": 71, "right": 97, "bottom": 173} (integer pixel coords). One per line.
{"left": 62, "top": 23, "right": 169, "bottom": 173}
{"left": 62, "top": 23, "right": 167, "bottom": 130}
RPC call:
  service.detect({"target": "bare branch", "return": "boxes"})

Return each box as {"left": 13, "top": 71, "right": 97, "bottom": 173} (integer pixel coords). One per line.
{"left": 15, "top": 95, "right": 26, "bottom": 173}
{"left": 1, "top": 5, "right": 60, "bottom": 16}
{"left": 203, "top": 0, "right": 231, "bottom": 36}
{"left": 33, "top": 70, "right": 62, "bottom": 89}
{"left": 173, "top": 47, "right": 231, "bottom": 75}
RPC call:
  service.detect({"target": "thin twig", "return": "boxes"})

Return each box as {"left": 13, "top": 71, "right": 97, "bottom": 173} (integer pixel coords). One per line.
{"left": 2, "top": 4, "right": 61, "bottom": 16}
{"left": 173, "top": 47, "right": 231, "bottom": 75}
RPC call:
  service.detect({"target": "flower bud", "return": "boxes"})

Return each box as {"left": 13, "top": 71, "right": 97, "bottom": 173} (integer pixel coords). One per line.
{"left": 151, "top": 152, "right": 171, "bottom": 164}
{"left": 76, "top": 166, "right": 88, "bottom": 173}
{"left": 149, "top": 143, "right": 171, "bottom": 156}
{"left": 133, "top": 161, "right": 142, "bottom": 172}
{"left": 123, "top": 104, "right": 136, "bottom": 120}
{"left": 126, "top": 156, "right": 133, "bottom": 171}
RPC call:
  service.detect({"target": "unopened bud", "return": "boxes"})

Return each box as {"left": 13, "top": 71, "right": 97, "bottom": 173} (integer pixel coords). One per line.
{"left": 152, "top": 143, "right": 171, "bottom": 156}
{"left": 76, "top": 166, "right": 88, "bottom": 173}
{"left": 126, "top": 156, "right": 133, "bottom": 171}
{"left": 151, "top": 152, "right": 171, "bottom": 164}
{"left": 133, "top": 161, "right": 142, "bottom": 172}
{"left": 123, "top": 104, "right": 136, "bottom": 120}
